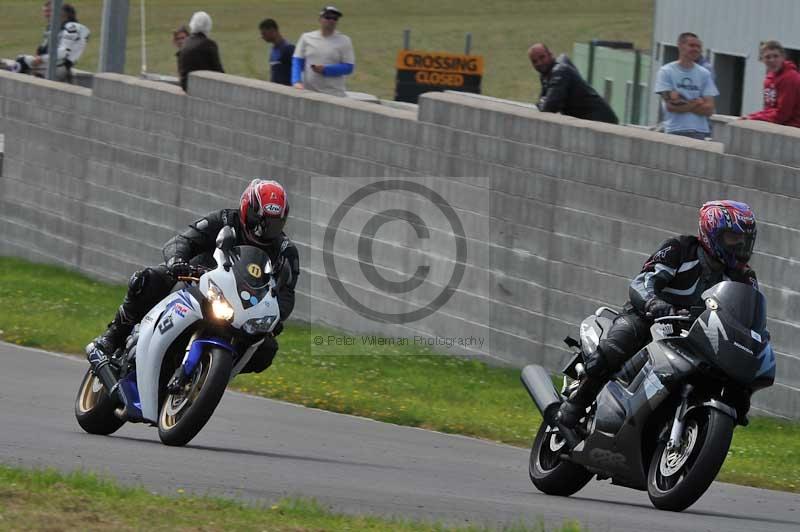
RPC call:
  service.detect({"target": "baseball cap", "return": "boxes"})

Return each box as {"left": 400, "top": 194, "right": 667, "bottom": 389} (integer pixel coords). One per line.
{"left": 320, "top": 6, "right": 343, "bottom": 18}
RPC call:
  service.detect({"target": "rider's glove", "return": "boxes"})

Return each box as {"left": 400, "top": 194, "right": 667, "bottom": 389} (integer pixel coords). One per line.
{"left": 167, "top": 257, "right": 193, "bottom": 279}
{"left": 645, "top": 298, "right": 681, "bottom": 319}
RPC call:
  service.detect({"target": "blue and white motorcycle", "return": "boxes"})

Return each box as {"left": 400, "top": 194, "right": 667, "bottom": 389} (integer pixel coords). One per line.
{"left": 75, "top": 227, "right": 284, "bottom": 446}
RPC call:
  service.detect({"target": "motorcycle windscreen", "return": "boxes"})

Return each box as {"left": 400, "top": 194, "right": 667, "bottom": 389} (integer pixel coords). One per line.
{"left": 686, "top": 281, "right": 769, "bottom": 385}
{"left": 703, "top": 281, "right": 767, "bottom": 332}
{"left": 228, "top": 245, "right": 272, "bottom": 309}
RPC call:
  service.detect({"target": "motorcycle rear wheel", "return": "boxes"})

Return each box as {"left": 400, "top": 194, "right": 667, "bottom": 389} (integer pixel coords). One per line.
{"left": 529, "top": 423, "right": 593, "bottom": 496}
{"left": 158, "top": 346, "right": 232, "bottom": 447}
{"left": 74, "top": 369, "right": 126, "bottom": 435}
{"left": 647, "top": 407, "right": 734, "bottom": 512}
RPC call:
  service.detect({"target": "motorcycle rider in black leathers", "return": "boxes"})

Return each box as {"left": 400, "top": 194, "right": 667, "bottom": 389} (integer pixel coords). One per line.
{"left": 556, "top": 201, "right": 759, "bottom": 437}
{"left": 86, "top": 179, "right": 299, "bottom": 398}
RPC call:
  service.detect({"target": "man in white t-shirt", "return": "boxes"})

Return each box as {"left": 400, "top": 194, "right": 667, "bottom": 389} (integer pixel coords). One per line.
{"left": 654, "top": 32, "right": 718, "bottom": 139}
{"left": 291, "top": 6, "right": 355, "bottom": 97}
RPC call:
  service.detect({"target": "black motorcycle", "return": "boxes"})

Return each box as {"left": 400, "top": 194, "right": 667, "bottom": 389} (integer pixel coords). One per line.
{"left": 521, "top": 281, "right": 776, "bottom": 511}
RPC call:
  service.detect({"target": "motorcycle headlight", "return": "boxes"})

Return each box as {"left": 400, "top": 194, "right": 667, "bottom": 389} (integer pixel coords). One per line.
{"left": 242, "top": 315, "right": 277, "bottom": 335}
{"left": 207, "top": 282, "right": 234, "bottom": 322}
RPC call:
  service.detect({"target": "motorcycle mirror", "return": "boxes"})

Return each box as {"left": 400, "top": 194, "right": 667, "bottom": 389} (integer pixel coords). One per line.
{"left": 216, "top": 226, "right": 236, "bottom": 255}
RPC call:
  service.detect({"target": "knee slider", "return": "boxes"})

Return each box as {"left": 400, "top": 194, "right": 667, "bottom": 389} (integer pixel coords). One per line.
{"left": 247, "top": 353, "right": 273, "bottom": 373}
{"left": 255, "top": 338, "right": 279, "bottom": 371}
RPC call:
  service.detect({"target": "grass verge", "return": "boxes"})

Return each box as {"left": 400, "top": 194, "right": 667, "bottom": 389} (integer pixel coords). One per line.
{"left": 0, "top": 256, "right": 797, "bottom": 493}
{"left": 0, "top": 465, "right": 581, "bottom": 531}
{"left": 0, "top": 0, "right": 652, "bottom": 101}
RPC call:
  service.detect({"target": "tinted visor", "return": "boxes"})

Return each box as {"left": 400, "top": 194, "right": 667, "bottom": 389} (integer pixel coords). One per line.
{"left": 721, "top": 230, "right": 755, "bottom": 263}
{"left": 251, "top": 217, "right": 285, "bottom": 242}
{"left": 245, "top": 210, "right": 286, "bottom": 244}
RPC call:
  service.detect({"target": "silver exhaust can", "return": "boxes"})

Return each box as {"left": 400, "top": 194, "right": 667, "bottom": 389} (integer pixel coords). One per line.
{"left": 520, "top": 364, "right": 562, "bottom": 423}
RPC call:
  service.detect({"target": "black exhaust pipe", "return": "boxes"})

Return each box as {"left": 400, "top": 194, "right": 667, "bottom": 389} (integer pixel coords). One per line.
{"left": 520, "top": 364, "right": 562, "bottom": 424}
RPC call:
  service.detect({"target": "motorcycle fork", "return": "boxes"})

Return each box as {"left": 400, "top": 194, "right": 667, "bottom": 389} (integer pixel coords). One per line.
{"left": 667, "top": 384, "right": 694, "bottom": 451}
{"left": 167, "top": 331, "right": 201, "bottom": 393}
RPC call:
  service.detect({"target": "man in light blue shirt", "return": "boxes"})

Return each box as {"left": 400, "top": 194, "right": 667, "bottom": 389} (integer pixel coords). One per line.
{"left": 292, "top": 6, "right": 355, "bottom": 97}
{"left": 654, "top": 32, "right": 718, "bottom": 139}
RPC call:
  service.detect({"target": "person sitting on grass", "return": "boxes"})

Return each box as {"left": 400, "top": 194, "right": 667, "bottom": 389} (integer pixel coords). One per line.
{"left": 1, "top": 2, "right": 90, "bottom": 83}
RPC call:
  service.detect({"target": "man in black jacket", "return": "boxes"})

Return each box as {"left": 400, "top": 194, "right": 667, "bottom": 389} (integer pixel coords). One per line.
{"left": 556, "top": 201, "right": 759, "bottom": 437}
{"left": 178, "top": 11, "right": 224, "bottom": 91}
{"left": 86, "top": 179, "right": 300, "bottom": 382}
{"left": 528, "top": 43, "right": 618, "bottom": 124}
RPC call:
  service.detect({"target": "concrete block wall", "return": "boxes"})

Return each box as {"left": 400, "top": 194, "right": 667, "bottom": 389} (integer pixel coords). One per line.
{"left": 1, "top": 70, "right": 799, "bottom": 418}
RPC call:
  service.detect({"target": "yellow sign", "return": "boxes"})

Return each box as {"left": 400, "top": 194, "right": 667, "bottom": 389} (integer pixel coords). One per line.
{"left": 396, "top": 50, "right": 484, "bottom": 75}
{"left": 414, "top": 71, "right": 464, "bottom": 87}
{"left": 247, "top": 264, "right": 262, "bottom": 278}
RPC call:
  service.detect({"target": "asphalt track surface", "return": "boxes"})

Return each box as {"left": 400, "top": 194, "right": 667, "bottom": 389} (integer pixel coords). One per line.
{"left": 1, "top": 342, "right": 798, "bottom": 531}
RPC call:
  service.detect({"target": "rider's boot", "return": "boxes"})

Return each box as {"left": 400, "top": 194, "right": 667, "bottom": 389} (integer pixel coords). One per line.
{"left": 556, "top": 375, "right": 607, "bottom": 429}
{"left": 555, "top": 348, "right": 612, "bottom": 446}
{"left": 85, "top": 308, "right": 135, "bottom": 404}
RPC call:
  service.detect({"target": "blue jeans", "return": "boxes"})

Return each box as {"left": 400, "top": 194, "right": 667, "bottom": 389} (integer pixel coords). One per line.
{"left": 669, "top": 130, "right": 708, "bottom": 140}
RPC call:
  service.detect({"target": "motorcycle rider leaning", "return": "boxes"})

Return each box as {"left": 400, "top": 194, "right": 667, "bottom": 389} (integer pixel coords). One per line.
{"left": 86, "top": 179, "right": 299, "bottom": 400}
{"left": 556, "top": 200, "right": 759, "bottom": 437}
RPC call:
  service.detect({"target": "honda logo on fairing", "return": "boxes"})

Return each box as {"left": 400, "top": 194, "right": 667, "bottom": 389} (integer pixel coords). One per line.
{"left": 733, "top": 341, "right": 753, "bottom": 355}
{"left": 699, "top": 311, "right": 728, "bottom": 351}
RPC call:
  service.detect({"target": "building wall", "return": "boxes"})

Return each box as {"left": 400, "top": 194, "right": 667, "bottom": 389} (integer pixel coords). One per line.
{"left": 573, "top": 43, "right": 651, "bottom": 125}
{"left": 1, "top": 70, "right": 799, "bottom": 418}
{"left": 651, "top": 0, "right": 800, "bottom": 123}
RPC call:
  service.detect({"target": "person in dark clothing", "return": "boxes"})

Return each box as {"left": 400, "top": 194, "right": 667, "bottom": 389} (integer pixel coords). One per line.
{"left": 172, "top": 25, "right": 190, "bottom": 74}
{"left": 556, "top": 201, "right": 760, "bottom": 436}
{"left": 178, "top": 11, "right": 224, "bottom": 91}
{"left": 528, "top": 43, "right": 619, "bottom": 124}
{"left": 86, "top": 179, "right": 300, "bottom": 387}
{"left": 259, "top": 18, "right": 294, "bottom": 85}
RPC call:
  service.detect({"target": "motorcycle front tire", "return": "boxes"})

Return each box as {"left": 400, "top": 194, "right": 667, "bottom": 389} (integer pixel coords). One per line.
{"left": 647, "top": 407, "right": 735, "bottom": 512}
{"left": 157, "top": 346, "right": 232, "bottom": 447}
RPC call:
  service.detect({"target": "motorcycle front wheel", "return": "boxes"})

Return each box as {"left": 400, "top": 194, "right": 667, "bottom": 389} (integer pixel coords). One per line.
{"left": 74, "top": 368, "right": 126, "bottom": 435}
{"left": 158, "top": 346, "right": 232, "bottom": 447}
{"left": 529, "top": 423, "right": 593, "bottom": 496}
{"left": 647, "top": 407, "right": 735, "bottom": 512}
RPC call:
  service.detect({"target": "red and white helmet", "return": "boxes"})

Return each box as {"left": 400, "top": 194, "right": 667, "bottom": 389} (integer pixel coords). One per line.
{"left": 239, "top": 179, "right": 289, "bottom": 245}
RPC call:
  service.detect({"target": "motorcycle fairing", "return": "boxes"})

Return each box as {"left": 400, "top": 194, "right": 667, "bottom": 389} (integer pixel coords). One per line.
{"left": 572, "top": 336, "right": 698, "bottom": 489}
{"left": 136, "top": 289, "right": 203, "bottom": 422}
{"left": 687, "top": 308, "right": 773, "bottom": 387}
{"left": 198, "top": 247, "right": 280, "bottom": 330}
